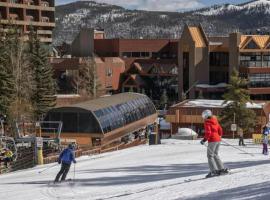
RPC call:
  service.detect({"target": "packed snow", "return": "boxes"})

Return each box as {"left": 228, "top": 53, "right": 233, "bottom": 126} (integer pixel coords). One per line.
{"left": 1, "top": 139, "right": 270, "bottom": 200}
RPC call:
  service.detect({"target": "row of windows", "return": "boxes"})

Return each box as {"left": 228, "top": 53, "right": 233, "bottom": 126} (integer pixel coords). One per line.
{"left": 240, "top": 54, "right": 270, "bottom": 67}
{"left": 122, "top": 52, "right": 177, "bottom": 59}
{"left": 249, "top": 74, "right": 270, "bottom": 88}
{"left": 44, "top": 112, "right": 101, "bottom": 133}
{"left": 209, "top": 52, "right": 229, "bottom": 67}
{"left": 240, "top": 61, "right": 270, "bottom": 68}
{"left": 122, "top": 52, "right": 150, "bottom": 58}
{"left": 94, "top": 97, "right": 156, "bottom": 133}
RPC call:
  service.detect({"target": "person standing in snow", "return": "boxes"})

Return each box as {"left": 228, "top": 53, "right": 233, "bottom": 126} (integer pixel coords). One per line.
{"left": 262, "top": 123, "right": 270, "bottom": 155}
{"left": 54, "top": 144, "right": 76, "bottom": 183}
{"left": 237, "top": 127, "right": 245, "bottom": 146}
{"left": 200, "top": 110, "right": 228, "bottom": 178}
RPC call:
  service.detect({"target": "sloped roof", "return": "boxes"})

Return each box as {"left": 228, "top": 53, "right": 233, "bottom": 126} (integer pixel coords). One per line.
{"left": 240, "top": 35, "right": 270, "bottom": 49}
{"left": 71, "top": 93, "right": 148, "bottom": 112}
{"left": 188, "top": 27, "right": 206, "bottom": 47}
{"left": 130, "top": 60, "right": 177, "bottom": 75}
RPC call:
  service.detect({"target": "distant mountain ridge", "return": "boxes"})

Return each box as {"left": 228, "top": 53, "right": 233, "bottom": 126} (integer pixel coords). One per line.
{"left": 53, "top": 0, "right": 270, "bottom": 45}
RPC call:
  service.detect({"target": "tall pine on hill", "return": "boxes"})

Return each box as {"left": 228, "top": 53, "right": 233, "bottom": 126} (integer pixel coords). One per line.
{"left": 220, "top": 69, "right": 256, "bottom": 134}
{"left": 29, "top": 31, "right": 56, "bottom": 120}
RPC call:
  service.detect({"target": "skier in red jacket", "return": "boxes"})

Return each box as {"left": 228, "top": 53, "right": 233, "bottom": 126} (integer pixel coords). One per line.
{"left": 200, "top": 110, "right": 229, "bottom": 178}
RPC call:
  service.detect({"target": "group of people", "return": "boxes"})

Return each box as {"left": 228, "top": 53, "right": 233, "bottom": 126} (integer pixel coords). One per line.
{"left": 0, "top": 148, "right": 14, "bottom": 168}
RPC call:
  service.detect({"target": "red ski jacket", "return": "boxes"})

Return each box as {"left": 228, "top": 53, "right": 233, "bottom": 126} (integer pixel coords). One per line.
{"left": 203, "top": 116, "right": 223, "bottom": 142}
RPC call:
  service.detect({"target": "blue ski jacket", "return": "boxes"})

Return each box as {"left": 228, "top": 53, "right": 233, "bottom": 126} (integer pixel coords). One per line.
{"left": 58, "top": 148, "right": 76, "bottom": 165}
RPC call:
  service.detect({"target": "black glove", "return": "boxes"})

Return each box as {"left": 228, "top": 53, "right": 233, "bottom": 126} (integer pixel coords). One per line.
{"left": 58, "top": 160, "right": 61, "bottom": 164}
{"left": 200, "top": 139, "right": 207, "bottom": 145}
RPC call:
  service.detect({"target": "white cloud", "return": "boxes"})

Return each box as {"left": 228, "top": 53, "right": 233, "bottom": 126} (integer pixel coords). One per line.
{"left": 86, "top": 0, "right": 204, "bottom": 11}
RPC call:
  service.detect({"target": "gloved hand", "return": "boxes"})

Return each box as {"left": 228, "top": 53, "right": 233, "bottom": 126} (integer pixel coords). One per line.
{"left": 200, "top": 139, "right": 207, "bottom": 145}
{"left": 73, "top": 160, "right": 77, "bottom": 164}
{"left": 58, "top": 160, "right": 61, "bottom": 164}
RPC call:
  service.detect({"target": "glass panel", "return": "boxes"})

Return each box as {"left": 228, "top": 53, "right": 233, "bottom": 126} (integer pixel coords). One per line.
{"left": 62, "top": 112, "right": 78, "bottom": 132}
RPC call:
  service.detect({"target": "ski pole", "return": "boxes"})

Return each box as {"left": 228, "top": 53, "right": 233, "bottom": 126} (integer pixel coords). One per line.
{"left": 38, "top": 163, "right": 58, "bottom": 174}
{"left": 221, "top": 139, "right": 255, "bottom": 157}
{"left": 73, "top": 164, "right": 76, "bottom": 182}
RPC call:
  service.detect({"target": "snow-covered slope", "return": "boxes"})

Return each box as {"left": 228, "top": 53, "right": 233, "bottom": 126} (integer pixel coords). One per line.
{"left": 1, "top": 139, "right": 270, "bottom": 200}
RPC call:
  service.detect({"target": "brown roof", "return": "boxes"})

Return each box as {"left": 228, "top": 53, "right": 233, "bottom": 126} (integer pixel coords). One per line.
{"left": 240, "top": 35, "right": 270, "bottom": 49}
{"left": 129, "top": 59, "right": 177, "bottom": 74}
{"left": 71, "top": 93, "right": 148, "bottom": 112}
{"left": 50, "top": 58, "right": 82, "bottom": 70}
{"left": 188, "top": 27, "right": 206, "bottom": 48}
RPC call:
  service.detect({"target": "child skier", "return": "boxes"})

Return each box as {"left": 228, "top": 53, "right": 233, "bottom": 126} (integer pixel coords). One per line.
{"left": 200, "top": 110, "right": 228, "bottom": 178}
{"left": 262, "top": 123, "right": 270, "bottom": 155}
{"left": 54, "top": 144, "right": 76, "bottom": 183}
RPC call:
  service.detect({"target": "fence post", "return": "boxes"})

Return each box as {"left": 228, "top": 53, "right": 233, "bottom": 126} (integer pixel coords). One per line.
{"left": 35, "top": 123, "right": 44, "bottom": 165}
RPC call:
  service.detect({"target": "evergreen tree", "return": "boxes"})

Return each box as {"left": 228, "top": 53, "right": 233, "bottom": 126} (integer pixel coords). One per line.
{"left": 29, "top": 32, "right": 56, "bottom": 120}
{"left": 220, "top": 69, "right": 256, "bottom": 133}
{"left": 0, "top": 44, "right": 15, "bottom": 115}
{"left": 160, "top": 90, "right": 168, "bottom": 109}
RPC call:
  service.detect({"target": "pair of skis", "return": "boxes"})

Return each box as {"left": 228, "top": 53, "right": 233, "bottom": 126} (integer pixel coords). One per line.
{"left": 184, "top": 170, "right": 237, "bottom": 183}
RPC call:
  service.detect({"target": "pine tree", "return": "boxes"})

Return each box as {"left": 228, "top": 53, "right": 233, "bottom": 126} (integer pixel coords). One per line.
{"left": 220, "top": 69, "right": 256, "bottom": 133}
{"left": 160, "top": 90, "right": 168, "bottom": 109}
{"left": 29, "top": 32, "right": 56, "bottom": 120}
{"left": 0, "top": 31, "right": 14, "bottom": 115}
{"left": 0, "top": 59, "right": 15, "bottom": 115}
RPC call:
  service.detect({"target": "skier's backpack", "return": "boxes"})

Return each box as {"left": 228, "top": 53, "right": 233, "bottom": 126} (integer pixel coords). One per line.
{"left": 263, "top": 126, "right": 270, "bottom": 135}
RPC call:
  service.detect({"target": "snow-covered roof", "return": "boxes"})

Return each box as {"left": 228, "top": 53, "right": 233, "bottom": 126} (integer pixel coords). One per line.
{"left": 196, "top": 83, "right": 227, "bottom": 89}
{"left": 181, "top": 99, "right": 265, "bottom": 109}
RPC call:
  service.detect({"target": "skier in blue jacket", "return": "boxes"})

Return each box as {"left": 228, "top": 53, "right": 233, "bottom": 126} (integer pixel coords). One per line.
{"left": 54, "top": 144, "right": 76, "bottom": 183}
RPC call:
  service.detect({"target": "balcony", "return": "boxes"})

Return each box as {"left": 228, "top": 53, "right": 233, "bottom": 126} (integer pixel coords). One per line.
{"left": 40, "top": 0, "right": 49, "bottom": 7}
{"left": 25, "top": 15, "right": 34, "bottom": 21}
{"left": 8, "top": 0, "right": 20, "bottom": 3}
{"left": 23, "top": 0, "right": 34, "bottom": 5}
{"left": 8, "top": 13, "right": 18, "bottom": 20}
{"left": 41, "top": 16, "right": 49, "bottom": 22}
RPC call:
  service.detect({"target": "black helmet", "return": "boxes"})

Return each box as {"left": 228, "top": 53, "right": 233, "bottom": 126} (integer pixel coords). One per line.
{"left": 68, "top": 144, "right": 73, "bottom": 149}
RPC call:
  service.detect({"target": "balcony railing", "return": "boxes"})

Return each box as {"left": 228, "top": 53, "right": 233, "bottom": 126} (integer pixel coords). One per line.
{"left": 41, "top": 16, "right": 49, "bottom": 22}
{"left": 240, "top": 61, "right": 270, "bottom": 68}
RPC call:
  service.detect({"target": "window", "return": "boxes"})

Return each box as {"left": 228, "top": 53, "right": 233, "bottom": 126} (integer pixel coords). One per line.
{"left": 245, "top": 40, "right": 259, "bottom": 49}
{"left": 106, "top": 68, "right": 113, "bottom": 77}
{"left": 122, "top": 52, "right": 132, "bottom": 58}
{"left": 249, "top": 73, "right": 270, "bottom": 88}
{"left": 240, "top": 53, "right": 263, "bottom": 67}
{"left": 209, "top": 52, "right": 229, "bottom": 67}
{"left": 62, "top": 113, "right": 78, "bottom": 132}
{"left": 131, "top": 52, "right": 140, "bottom": 57}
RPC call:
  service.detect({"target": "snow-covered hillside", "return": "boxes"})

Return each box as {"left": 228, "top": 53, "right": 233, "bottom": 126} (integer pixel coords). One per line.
{"left": 53, "top": 0, "right": 270, "bottom": 45}
{"left": 198, "top": 0, "right": 270, "bottom": 16}
{"left": 1, "top": 139, "right": 270, "bottom": 200}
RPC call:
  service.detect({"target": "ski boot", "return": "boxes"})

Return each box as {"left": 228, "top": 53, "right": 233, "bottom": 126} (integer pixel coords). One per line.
{"left": 218, "top": 168, "right": 229, "bottom": 175}
{"left": 205, "top": 170, "right": 219, "bottom": 178}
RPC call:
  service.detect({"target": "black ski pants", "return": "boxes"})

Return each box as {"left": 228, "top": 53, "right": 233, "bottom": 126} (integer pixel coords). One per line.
{"left": 55, "top": 163, "right": 71, "bottom": 182}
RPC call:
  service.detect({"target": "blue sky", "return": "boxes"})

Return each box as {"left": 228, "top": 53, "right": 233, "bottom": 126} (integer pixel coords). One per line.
{"left": 56, "top": 0, "right": 251, "bottom": 11}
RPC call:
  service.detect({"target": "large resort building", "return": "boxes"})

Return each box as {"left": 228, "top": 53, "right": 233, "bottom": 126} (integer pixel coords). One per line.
{"left": 179, "top": 24, "right": 270, "bottom": 101}
{"left": 0, "top": 0, "right": 55, "bottom": 43}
